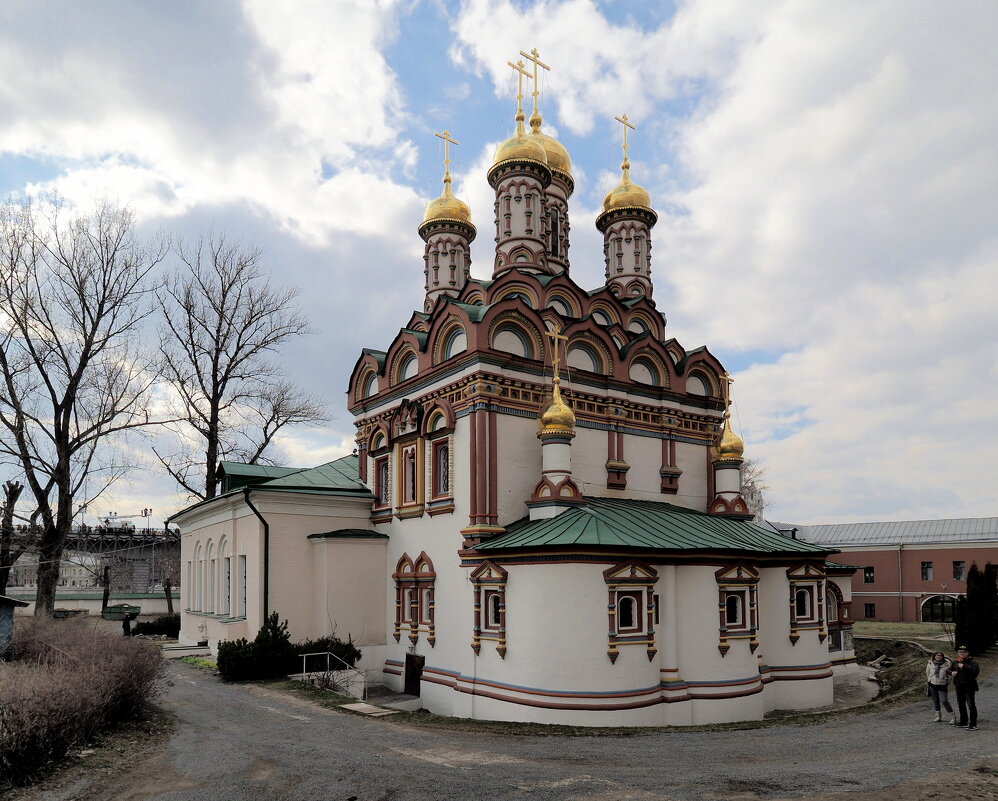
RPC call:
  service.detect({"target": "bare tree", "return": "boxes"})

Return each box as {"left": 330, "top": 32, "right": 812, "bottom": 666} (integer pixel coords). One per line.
{"left": 156, "top": 235, "right": 326, "bottom": 500}
{"left": 0, "top": 198, "right": 166, "bottom": 615}
{"left": 739, "top": 457, "right": 770, "bottom": 522}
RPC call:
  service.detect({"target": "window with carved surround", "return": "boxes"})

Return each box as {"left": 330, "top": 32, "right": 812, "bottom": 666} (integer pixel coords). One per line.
{"left": 786, "top": 563, "right": 827, "bottom": 645}
{"left": 393, "top": 553, "right": 436, "bottom": 647}
{"left": 603, "top": 561, "right": 658, "bottom": 664}
{"left": 715, "top": 563, "right": 760, "bottom": 656}
{"left": 394, "top": 439, "right": 424, "bottom": 519}
{"left": 470, "top": 561, "right": 508, "bottom": 658}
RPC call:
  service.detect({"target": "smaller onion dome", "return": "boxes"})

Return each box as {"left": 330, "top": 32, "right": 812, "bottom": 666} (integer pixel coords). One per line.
{"left": 716, "top": 415, "right": 745, "bottom": 462}
{"left": 601, "top": 157, "right": 652, "bottom": 213}
{"left": 529, "top": 112, "right": 572, "bottom": 179}
{"left": 422, "top": 176, "right": 471, "bottom": 226}
{"left": 538, "top": 378, "right": 576, "bottom": 432}
{"left": 492, "top": 109, "right": 548, "bottom": 169}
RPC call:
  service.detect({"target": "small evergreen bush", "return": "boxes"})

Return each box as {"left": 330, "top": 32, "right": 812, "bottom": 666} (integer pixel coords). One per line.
{"left": 293, "top": 636, "right": 362, "bottom": 671}
{"left": 216, "top": 613, "right": 362, "bottom": 681}
{"left": 216, "top": 638, "right": 256, "bottom": 682}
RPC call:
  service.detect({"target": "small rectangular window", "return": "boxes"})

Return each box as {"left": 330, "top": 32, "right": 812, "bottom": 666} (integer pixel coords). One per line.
{"left": 921, "top": 561, "right": 934, "bottom": 581}
{"left": 864, "top": 603, "right": 876, "bottom": 618}
{"left": 953, "top": 561, "right": 966, "bottom": 582}
{"left": 863, "top": 566, "right": 875, "bottom": 584}
{"left": 653, "top": 593, "right": 660, "bottom": 626}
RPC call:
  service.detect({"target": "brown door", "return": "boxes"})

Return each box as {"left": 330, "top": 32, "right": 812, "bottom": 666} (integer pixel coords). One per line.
{"left": 404, "top": 653, "right": 424, "bottom": 696}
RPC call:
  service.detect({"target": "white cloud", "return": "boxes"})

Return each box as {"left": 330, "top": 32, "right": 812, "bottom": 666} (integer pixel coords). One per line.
{"left": 0, "top": 0, "right": 424, "bottom": 247}
{"left": 453, "top": 0, "right": 998, "bottom": 522}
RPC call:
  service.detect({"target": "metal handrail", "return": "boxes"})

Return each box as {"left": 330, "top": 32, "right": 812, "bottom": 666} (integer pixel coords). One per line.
{"left": 299, "top": 651, "right": 367, "bottom": 700}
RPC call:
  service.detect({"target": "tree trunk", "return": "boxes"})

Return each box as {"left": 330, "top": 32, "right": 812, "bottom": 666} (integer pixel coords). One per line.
{"left": 164, "top": 575, "right": 174, "bottom": 614}
{"left": 101, "top": 565, "right": 111, "bottom": 612}
{"left": 33, "top": 530, "right": 61, "bottom": 616}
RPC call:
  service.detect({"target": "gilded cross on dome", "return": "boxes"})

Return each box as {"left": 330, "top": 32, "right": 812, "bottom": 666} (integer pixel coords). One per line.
{"left": 519, "top": 47, "right": 550, "bottom": 117}
{"left": 508, "top": 59, "right": 531, "bottom": 115}
{"left": 434, "top": 129, "right": 459, "bottom": 182}
{"left": 547, "top": 324, "right": 569, "bottom": 380}
{"left": 722, "top": 371, "right": 734, "bottom": 420}
{"left": 613, "top": 113, "right": 635, "bottom": 165}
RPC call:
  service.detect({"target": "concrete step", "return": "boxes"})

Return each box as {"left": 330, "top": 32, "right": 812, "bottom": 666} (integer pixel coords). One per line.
{"left": 365, "top": 686, "right": 423, "bottom": 712}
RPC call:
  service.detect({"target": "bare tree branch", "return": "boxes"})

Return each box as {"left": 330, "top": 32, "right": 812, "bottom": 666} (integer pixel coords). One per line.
{"left": 157, "top": 234, "right": 328, "bottom": 500}
{"left": 0, "top": 196, "right": 167, "bottom": 615}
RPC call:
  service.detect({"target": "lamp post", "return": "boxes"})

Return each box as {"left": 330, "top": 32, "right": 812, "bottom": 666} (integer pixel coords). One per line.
{"left": 141, "top": 508, "right": 152, "bottom": 534}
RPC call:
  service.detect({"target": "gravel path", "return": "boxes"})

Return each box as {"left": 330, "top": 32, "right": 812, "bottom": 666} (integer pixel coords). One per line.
{"left": 37, "top": 661, "right": 998, "bottom": 800}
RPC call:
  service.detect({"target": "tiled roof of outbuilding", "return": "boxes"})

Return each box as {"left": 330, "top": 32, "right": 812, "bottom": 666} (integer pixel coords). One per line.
{"left": 476, "top": 497, "right": 832, "bottom": 555}
{"left": 772, "top": 518, "right": 998, "bottom": 546}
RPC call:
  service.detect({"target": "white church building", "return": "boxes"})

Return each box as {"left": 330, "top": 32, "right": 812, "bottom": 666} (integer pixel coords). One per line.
{"left": 173, "top": 54, "right": 857, "bottom": 726}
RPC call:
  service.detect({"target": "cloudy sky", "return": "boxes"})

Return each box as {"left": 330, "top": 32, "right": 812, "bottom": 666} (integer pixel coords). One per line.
{"left": 1, "top": 0, "right": 995, "bottom": 525}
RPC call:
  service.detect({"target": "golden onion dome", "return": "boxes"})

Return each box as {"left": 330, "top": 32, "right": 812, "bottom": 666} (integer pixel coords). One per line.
{"left": 716, "top": 415, "right": 745, "bottom": 461}
{"left": 538, "top": 379, "right": 576, "bottom": 432}
{"left": 422, "top": 177, "right": 472, "bottom": 225}
{"left": 601, "top": 155, "right": 652, "bottom": 213}
{"left": 492, "top": 110, "right": 548, "bottom": 169}
{"left": 529, "top": 113, "right": 572, "bottom": 179}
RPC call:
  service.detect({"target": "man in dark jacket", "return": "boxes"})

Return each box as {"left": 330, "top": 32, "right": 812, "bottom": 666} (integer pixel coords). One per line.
{"left": 950, "top": 646, "right": 980, "bottom": 730}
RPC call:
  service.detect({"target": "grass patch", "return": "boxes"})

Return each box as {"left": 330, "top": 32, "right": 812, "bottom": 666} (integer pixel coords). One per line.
{"left": 179, "top": 655, "right": 217, "bottom": 670}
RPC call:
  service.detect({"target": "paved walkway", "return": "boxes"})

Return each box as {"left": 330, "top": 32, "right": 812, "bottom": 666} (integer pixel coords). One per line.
{"left": 36, "top": 662, "right": 998, "bottom": 800}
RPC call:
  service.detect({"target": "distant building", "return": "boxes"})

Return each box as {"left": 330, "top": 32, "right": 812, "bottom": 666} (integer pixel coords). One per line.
{"left": 8, "top": 551, "right": 101, "bottom": 589}
{"left": 769, "top": 518, "right": 998, "bottom": 623}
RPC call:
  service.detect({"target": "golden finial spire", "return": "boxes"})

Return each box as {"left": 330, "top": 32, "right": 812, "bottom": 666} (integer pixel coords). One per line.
{"left": 613, "top": 113, "right": 635, "bottom": 179}
{"left": 520, "top": 47, "right": 550, "bottom": 130}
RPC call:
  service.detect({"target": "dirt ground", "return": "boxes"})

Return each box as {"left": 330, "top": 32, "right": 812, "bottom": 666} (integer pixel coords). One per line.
{"left": 7, "top": 639, "right": 998, "bottom": 801}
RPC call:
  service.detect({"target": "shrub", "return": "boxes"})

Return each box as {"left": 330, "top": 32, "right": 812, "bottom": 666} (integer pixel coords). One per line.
{"left": 133, "top": 614, "right": 180, "bottom": 638}
{"left": 0, "top": 618, "right": 163, "bottom": 788}
{"left": 216, "top": 638, "right": 256, "bottom": 682}
{"left": 293, "top": 636, "right": 362, "bottom": 670}
{"left": 216, "top": 613, "right": 362, "bottom": 681}
{"left": 252, "top": 612, "right": 296, "bottom": 679}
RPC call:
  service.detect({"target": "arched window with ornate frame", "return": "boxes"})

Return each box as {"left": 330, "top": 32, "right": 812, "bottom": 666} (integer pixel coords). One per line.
{"left": 393, "top": 552, "right": 436, "bottom": 647}
{"left": 470, "top": 560, "right": 508, "bottom": 658}
{"left": 603, "top": 561, "right": 658, "bottom": 664}
{"left": 715, "top": 562, "right": 760, "bottom": 656}
{"left": 786, "top": 563, "right": 827, "bottom": 645}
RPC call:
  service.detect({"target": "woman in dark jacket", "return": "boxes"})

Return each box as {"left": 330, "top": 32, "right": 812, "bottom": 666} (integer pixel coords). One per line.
{"left": 950, "top": 646, "right": 980, "bottom": 730}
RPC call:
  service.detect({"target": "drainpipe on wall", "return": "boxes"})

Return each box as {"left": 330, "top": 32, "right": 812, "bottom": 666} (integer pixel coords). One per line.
{"left": 897, "top": 543, "right": 904, "bottom": 622}
{"left": 243, "top": 489, "right": 270, "bottom": 621}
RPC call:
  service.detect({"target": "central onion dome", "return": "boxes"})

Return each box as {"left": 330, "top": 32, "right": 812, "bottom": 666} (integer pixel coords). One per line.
{"left": 716, "top": 414, "right": 745, "bottom": 461}
{"left": 492, "top": 108, "right": 548, "bottom": 170}
{"left": 422, "top": 176, "right": 472, "bottom": 226}
{"left": 528, "top": 112, "right": 572, "bottom": 179}
{"left": 538, "top": 378, "right": 576, "bottom": 432}
{"left": 601, "top": 156, "right": 651, "bottom": 213}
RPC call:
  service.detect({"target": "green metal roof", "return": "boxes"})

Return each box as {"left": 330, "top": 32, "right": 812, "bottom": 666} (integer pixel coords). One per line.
{"left": 256, "top": 454, "right": 371, "bottom": 496}
{"left": 475, "top": 497, "right": 834, "bottom": 555}
{"left": 216, "top": 463, "right": 304, "bottom": 493}
{"left": 307, "top": 529, "right": 388, "bottom": 540}
{"left": 442, "top": 296, "right": 489, "bottom": 322}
